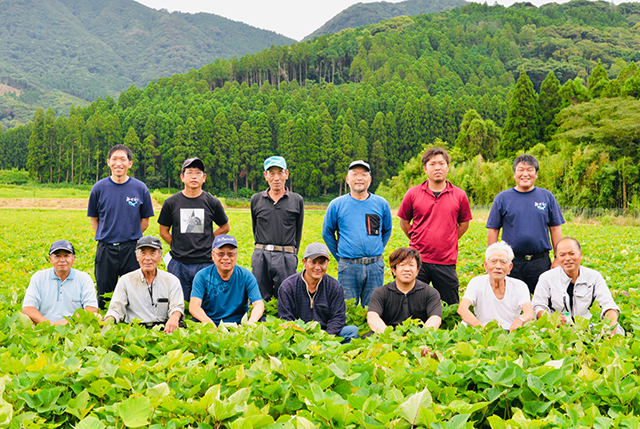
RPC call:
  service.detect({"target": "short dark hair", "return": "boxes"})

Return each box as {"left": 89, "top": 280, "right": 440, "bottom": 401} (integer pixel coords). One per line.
{"left": 513, "top": 154, "right": 539, "bottom": 173}
{"left": 108, "top": 144, "right": 133, "bottom": 161}
{"left": 422, "top": 147, "right": 450, "bottom": 167}
{"left": 556, "top": 236, "right": 581, "bottom": 252}
{"left": 389, "top": 247, "right": 422, "bottom": 277}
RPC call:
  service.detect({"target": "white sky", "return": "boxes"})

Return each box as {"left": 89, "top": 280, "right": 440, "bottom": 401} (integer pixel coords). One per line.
{"left": 135, "top": 0, "right": 608, "bottom": 41}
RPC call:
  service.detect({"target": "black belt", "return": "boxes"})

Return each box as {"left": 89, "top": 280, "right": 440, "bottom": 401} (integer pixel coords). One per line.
{"left": 255, "top": 244, "right": 296, "bottom": 254}
{"left": 340, "top": 255, "right": 383, "bottom": 265}
{"left": 99, "top": 240, "right": 136, "bottom": 246}
{"left": 514, "top": 252, "right": 548, "bottom": 261}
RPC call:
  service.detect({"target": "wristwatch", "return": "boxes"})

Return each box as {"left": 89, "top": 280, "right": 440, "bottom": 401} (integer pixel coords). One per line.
{"left": 518, "top": 316, "right": 526, "bottom": 324}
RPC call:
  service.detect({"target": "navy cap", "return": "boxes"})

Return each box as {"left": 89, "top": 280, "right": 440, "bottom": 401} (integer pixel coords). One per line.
{"left": 213, "top": 234, "right": 238, "bottom": 249}
{"left": 49, "top": 240, "right": 75, "bottom": 255}
{"left": 182, "top": 157, "right": 205, "bottom": 173}
{"left": 136, "top": 236, "right": 162, "bottom": 251}
{"left": 264, "top": 156, "right": 287, "bottom": 171}
{"left": 348, "top": 160, "right": 371, "bottom": 171}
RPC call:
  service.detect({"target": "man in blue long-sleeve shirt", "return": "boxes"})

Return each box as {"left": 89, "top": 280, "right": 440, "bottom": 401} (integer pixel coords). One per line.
{"left": 278, "top": 243, "right": 359, "bottom": 343}
{"left": 322, "top": 160, "right": 393, "bottom": 307}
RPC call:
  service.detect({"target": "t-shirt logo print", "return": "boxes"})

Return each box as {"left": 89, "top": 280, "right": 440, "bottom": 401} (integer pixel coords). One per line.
{"left": 126, "top": 197, "right": 140, "bottom": 207}
{"left": 534, "top": 202, "right": 547, "bottom": 211}
{"left": 180, "top": 209, "right": 205, "bottom": 233}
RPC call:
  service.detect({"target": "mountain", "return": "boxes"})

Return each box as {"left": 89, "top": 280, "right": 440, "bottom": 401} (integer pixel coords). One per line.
{"left": 0, "top": 0, "right": 295, "bottom": 128}
{"left": 304, "top": 0, "right": 467, "bottom": 41}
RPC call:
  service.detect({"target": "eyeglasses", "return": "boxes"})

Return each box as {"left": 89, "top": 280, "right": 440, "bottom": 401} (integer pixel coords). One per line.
{"left": 183, "top": 171, "right": 204, "bottom": 177}
{"left": 214, "top": 251, "right": 238, "bottom": 258}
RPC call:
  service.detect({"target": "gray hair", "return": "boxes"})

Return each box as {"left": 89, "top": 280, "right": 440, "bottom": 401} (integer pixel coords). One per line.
{"left": 485, "top": 241, "right": 514, "bottom": 262}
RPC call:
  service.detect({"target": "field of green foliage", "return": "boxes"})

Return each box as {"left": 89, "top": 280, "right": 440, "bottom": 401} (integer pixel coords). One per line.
{"left": 0, "top": 207, "right": 639, "bottom": 428}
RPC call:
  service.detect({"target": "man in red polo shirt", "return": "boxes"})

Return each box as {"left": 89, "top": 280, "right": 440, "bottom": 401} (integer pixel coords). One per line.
{"left": 397, "top": 147, "right": 472, "bottom": 305}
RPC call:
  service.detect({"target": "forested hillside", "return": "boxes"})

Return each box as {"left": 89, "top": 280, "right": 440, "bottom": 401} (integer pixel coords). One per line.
{"left": 0, "top": 0, "right": 294, "bottom": 128}
{"left": 2, "top": 0, "right": 640, "bottom": 209}
{"left": 304, "top": 0, "right": 467, "bottom": 40}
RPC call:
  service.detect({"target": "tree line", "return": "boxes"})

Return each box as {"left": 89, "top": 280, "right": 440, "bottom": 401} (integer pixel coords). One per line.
{"left": 1, "top": 0, "right": 640, "bottom": 209}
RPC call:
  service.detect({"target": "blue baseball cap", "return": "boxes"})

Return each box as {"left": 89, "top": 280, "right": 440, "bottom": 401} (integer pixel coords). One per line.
{"left": 264, "top": 156, "right": 287, "bottom": 171}
{"left": 213, "top": 234, "right": 238, "bottom": 249}
{"left": 49, "top": 240, "right": 75, "bottom": 255}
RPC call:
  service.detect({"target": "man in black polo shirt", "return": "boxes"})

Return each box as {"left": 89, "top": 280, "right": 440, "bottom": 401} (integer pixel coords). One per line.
{"left": 250, "top": 156, "right": 304, "bottom": 301}
{"left": 367, "top": 247, "right": 442, "bottom": 333}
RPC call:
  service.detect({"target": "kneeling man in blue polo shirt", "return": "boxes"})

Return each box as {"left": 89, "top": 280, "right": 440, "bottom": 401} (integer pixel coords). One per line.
{"left": 22, "top": 240, "right": 98, "bottom": 325}
{"left": 190, "top": 234, "right": 264, "bottom": 325}
{"left": 278, "top": 243, "right": 359, "bottom": 343}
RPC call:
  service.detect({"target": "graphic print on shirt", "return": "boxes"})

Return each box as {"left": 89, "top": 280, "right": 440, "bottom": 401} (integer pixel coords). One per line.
{"left": 534, "top": 202, "right": 547, "bottom": 211}
{"left": 180, "top": 208, "right": 204, "bottom": 233}
{"left": 126, "top": 196, "right": 140, "bottom": 207}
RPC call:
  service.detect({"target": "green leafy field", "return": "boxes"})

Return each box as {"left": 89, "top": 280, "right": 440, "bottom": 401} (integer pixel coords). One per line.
{"left": 0, "top": 208, "right": 639, "bottom": 428}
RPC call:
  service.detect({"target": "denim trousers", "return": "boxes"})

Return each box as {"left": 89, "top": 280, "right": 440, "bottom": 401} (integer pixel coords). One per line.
{"left": 337, "top": 258, "right": 385, "bottom": 307}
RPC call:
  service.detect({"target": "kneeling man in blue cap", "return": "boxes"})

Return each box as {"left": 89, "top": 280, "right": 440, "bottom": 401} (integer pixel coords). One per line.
{"left": 190, "top": 234, "right": 265, "bottom": 325}
{"left": 278, "top": 242, "right": 359, "bottom": 343}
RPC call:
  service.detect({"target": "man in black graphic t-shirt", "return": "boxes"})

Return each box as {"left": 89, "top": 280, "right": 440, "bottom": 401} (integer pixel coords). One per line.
{"left": 158, "top": 157, "right": 230, "bottom": 300}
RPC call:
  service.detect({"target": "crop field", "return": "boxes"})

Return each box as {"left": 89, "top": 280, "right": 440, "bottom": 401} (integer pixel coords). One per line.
{"left": 0, "top": 206, "right": 639, "bottom": 428}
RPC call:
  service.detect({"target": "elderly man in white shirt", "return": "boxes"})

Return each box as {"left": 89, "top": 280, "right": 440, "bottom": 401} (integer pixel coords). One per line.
{"left": 105, "top": 236, "right": 184, "bottom": 333}
{"left": 458, "top": 241, "right": 534, "bottom": 332}
{"left": 532, "top": 237, "right": 622, "bottom": 335}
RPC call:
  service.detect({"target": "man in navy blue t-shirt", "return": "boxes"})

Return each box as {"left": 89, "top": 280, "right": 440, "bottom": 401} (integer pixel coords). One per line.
{"left": 486, "top": 154, "right": 565, "bottom": 294}
{"left": 88, "top": 144, "right": 154, "bottom": 309}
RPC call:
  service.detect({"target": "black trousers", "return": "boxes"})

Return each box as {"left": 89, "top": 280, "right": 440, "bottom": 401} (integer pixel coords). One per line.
{"left": 417, "top": 263, "right": 460, "bottom": 305}
{"left": 511, "top": 255, "right": 551, "bottom": 295}
{"left": 251, "top": 248, "right": 298, "bottom": 301}
{"left": 95, "top": 240, "right": 139, "bottom": 309}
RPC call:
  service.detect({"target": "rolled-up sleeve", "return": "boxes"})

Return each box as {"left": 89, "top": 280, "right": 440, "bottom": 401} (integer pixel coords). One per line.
{"left": 105, "top": 279, "right": 129, "bottom": 323}
{"left": 532, "top": 275, "right": 553, "bottom": 317}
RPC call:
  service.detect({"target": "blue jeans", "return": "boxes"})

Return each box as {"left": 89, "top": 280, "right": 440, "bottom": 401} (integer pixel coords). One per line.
{"left": 339, "top": 325, "right": 359, "bottom": 344}
{"left": 168, "top": 259, "right": 213, "bottom": 301}
{"left": 338, "top": 258, "right": 385, "bottom": 307}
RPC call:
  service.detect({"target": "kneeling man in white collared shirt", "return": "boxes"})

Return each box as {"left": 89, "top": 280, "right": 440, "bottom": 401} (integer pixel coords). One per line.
{"left": 105, "top": 236, "right": 184, "bottom": 333}
{"left": 532, "top": 237, "right": 622, "bottom": 335}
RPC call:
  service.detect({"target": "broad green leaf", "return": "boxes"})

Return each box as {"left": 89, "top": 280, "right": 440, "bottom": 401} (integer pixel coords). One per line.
{"left": 115, "top": 396, "right": 151, "bottom": 428}
{"left": 66, "top": 390, "right": 94, "bottom": 420}
{"left": 487, "top": 415, "right": 506, "bottom": 429}
{"left": 293, "top": 416, "right": 319, "bottom": 429}
{"left": 399, "top": 388, "right": 433, "bottom": 425}
{"left": 75, "top": 416, "right": 105, "bottom": 429}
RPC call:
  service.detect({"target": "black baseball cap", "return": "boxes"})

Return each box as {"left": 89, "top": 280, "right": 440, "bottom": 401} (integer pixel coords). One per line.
{"left": 136, "top": 236, "right": 162, "bottom": 251}
{"left": 182, "top": 157, "right": 205, "bottom": 173}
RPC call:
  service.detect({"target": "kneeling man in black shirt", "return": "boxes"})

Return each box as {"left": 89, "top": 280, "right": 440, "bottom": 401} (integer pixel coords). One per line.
{"left": 367, "top": 247, "right": 442, "bottom": 333}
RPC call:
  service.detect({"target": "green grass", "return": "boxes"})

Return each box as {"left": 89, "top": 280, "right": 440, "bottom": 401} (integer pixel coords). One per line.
{"left": 0, "top": 184, "right": 92, "bottom": 198}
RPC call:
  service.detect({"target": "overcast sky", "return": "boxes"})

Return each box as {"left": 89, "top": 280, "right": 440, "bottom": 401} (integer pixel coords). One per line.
{"left": 135, "top": 0, "right": 585, "bottom": 41}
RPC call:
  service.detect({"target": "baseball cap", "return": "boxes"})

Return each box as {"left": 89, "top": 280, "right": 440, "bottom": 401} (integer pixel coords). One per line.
{"left": 303, "top": 243, "right": 330, "bottom": 260}
{"left": 182, "top": 157, "right": 205, "bottom": 173}
{"left": 348, "top": 160, "right": 371, "bottom": 171}
{"left": 213, "top": 234, "right": 238, "bottom": 249}
{"left": 264, "top": 156, "right": 287, "bottom": 171}
{"left": 136, "top": 236, "right": 162, "bottom": 251}
{"left": 49, "top": 240, "right": 75, "bottom": 255}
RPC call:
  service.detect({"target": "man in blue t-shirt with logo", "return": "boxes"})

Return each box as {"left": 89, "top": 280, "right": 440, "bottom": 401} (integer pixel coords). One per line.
{"left": 190, "top": 234, "right": 264, "bottom": 325}
{"left": 486, "top": 154, "right": 565, "bottom": 294}
{"left": 88, "top": 144, "right": 154, "bottom": 309}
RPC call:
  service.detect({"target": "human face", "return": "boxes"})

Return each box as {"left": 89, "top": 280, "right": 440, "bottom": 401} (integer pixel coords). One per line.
{"left": 345, "top": 166, "right": 371, "bottom": 195}
{"left": 212, "top": 244, "right": 238, "bottom": 276}
{"left": 264, "top": 167, "right": 289, "bottom": 192}
{"left": 483, "top": 250, "right": 513, "bottom": 281}
{"left": 556, "top": 240, "right": 582, "bottom": 278}
{"left": 303, "top": 256, "right": 329, "bottom": 284}
{"left": 136, "top": 247, "right": 161, "bottom": 276}
{"left": 392, "top": 257, "right": 419, "bottom": 286}
{"left": 513, "top": 162, "right": 538, "bottom": 192}
{"left": 107, "top": 150, "right": 133, "bottom": 180}
{"left": 181, "top": 168, "right": 206, "bottom": 191}
{"left": 49, "top": 250, "right": 75, "bottom": 278}
{"left": 424, "top": 154, "right": 449, "bottom": 184}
